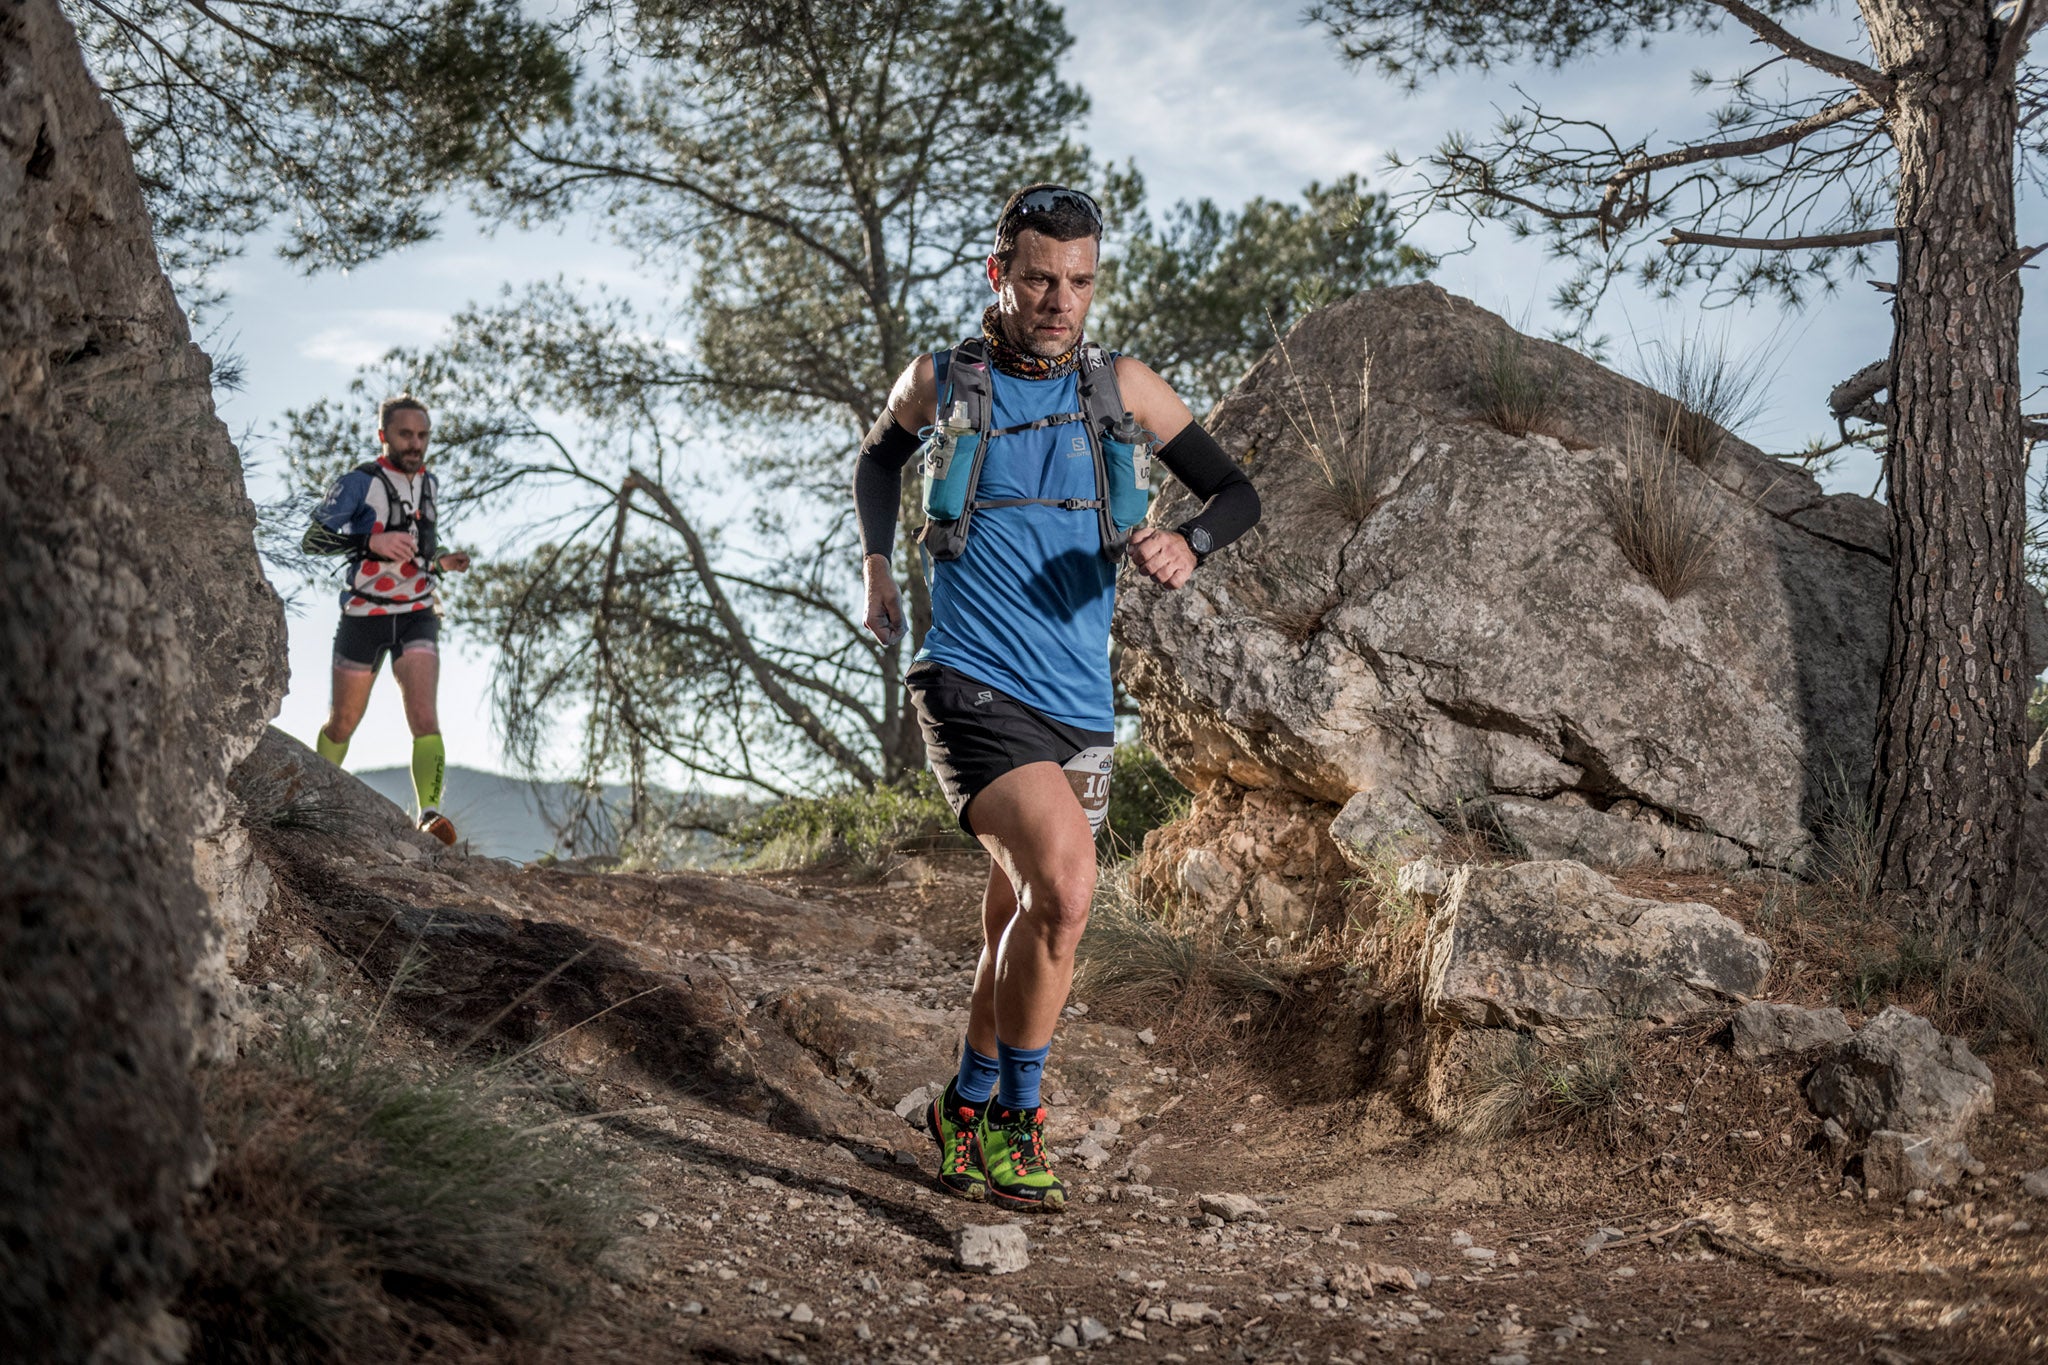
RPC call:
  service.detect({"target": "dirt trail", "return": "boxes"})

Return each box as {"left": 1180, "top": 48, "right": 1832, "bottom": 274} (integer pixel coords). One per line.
{"left": 245, "top": 824, "right": 2048, "bottom": 1364}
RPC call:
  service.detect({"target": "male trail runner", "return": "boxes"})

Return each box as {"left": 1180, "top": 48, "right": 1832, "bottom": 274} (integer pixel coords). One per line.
{"left": 854, "top": 185, "right": 1261, "bottom": 1210}
{"left": 303, "top": 394, "right": 471, "bottom": 845}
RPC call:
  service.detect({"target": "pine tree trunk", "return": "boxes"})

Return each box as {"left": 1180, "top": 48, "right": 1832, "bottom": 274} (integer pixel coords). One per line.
{"left": 1861, "top": 0, "right": 2029, "bottom": 946}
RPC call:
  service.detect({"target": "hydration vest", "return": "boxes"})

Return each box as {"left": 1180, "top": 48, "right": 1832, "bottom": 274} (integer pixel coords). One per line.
{"left": 919, "top": 338, "right": 1153, "bottom": 561}
{"left": 303, "top": 461, "right": 439, "bottom": 606}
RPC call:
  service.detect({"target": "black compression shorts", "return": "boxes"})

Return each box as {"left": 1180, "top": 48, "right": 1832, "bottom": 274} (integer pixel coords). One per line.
{"left": 333, "top": 610, "right": 439, "bottom": 673}
{"left": 906, "top": 661, "right": 1113, "bottom": 837}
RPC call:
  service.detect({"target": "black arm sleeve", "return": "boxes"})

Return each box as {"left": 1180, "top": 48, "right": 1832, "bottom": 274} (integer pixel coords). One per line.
{"left": 1154, "top": 420, "right": 1260, "bottom": 555}
{"left": 854, "top": 412, "right": 923, "bottom": 557}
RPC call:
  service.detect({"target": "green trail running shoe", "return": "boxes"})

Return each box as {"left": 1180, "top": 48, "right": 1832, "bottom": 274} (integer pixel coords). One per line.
{"left": 978, "top": 1102, "right": 1065, "bottom": 1212}
{"left": 926, "top": 1082, "right": 987, "bottom": 1201}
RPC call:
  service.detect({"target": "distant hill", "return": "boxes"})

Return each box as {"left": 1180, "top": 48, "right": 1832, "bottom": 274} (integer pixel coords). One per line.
{"left": 354, "top": 765, "right": 733, "bottom": 865}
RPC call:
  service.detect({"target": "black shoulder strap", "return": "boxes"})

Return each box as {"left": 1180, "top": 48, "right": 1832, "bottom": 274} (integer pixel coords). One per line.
{"left": 935, "top": 337, "right": 993, "bottom": 435}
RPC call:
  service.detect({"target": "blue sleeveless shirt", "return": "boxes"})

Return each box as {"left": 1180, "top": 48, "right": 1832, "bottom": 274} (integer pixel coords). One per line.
{"left": 917, "top": 362, "right": 1118, "bottom": 731}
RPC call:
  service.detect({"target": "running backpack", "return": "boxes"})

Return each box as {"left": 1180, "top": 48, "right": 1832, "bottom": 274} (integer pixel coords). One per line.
{"left": 919, "top": 338, "right": 1153, "bottom": 561}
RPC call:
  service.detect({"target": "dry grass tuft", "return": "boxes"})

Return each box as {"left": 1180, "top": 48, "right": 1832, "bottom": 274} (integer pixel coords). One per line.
{"left": 1456, "top": 1023, "right": 1641, "bottom": 1143}
{"left": 1604, "top": 409, "right": 1736, "bottom": 601}
{"left": 181, "top": 1003, "right": 619, "bottom": 1363}
{"left": 1268, "top": 317, "right": 1389, "bottom": 521}
{"left": 1631, "top": 326, "right": 1772, "bottom": 466}
{"left": 1471, "top": 331, "right": 1560, "bottom": 438}
{"left": 1075, "top": 864, "right": 1295, "bottom": 1009}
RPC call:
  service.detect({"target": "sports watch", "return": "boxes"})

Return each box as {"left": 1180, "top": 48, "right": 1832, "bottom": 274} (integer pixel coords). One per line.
{"left": 1175, "top": 521, "right": 1214, "bottom": 564}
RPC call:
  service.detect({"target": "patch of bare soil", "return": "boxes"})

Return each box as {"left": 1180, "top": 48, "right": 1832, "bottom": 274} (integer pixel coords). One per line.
{"left": 227, "top": 827, "right": 2048, "bottom": 1364}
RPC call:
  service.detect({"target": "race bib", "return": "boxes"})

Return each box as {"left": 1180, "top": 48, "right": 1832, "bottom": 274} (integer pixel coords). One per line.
{"left": 1062, "top": 745, "right": 1115, "bottom": 836}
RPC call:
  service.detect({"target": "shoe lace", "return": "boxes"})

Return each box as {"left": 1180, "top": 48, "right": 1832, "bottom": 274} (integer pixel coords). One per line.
{"left": 1001, "top": 1107, "right": 1051, "bottom": 1174}
{"left": 948, "top": 1108, "right": 979, "bottom": 1174}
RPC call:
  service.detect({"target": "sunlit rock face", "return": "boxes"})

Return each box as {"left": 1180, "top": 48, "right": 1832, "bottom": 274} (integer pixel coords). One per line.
{"left": 1, "top": 0, "right": 285, "bottom": 1355}
{"left": 1117, "top": 283, "right": 1978, "bottom": 931}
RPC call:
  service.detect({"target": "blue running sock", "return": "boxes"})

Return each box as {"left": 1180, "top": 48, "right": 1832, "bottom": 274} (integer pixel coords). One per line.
{"left": 995, "top": 1038, "right": 1053, "bottom": 1112}
{"left": 955, "top": 1041, "right": 999, "bottom": 1105}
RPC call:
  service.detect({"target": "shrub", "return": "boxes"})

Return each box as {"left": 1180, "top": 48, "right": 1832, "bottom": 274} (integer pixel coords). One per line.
{"left": 182, "top": 1013, "right": 618, "bottom": 1362}
{"left": 731, "top": 771, "right": 967, "bottom": 875}
{"left": 1471, "top": 331, "right": 1559, "bottom": 438}
{"left": 1101, "top": 744, "right": 1191, "bottom": 860}
{"left": 1604, "top": 409, "right": 1734, "bottom": 600}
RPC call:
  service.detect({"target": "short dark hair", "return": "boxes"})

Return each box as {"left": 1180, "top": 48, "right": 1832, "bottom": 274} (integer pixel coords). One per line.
{"left": 379, "top": 393, "right": 429, "bottom": 431}
{"left": 991, "top": 184, "right": 1103, "bottom": 271}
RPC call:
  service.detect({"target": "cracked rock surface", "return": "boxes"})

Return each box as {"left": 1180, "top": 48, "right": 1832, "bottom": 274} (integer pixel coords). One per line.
{"left": 1116, "top": 284, "right": 2034, "bottom": 928}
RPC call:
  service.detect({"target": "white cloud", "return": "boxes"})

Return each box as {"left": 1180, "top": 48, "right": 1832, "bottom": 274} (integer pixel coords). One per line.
{"left": 298, "top": 308, "right": 453, "bottom": 369}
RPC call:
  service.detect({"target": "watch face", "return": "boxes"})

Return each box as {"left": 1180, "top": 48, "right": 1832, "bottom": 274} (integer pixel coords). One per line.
{"left": 1187, "top": 526, "right": 1213, "bottom": 556}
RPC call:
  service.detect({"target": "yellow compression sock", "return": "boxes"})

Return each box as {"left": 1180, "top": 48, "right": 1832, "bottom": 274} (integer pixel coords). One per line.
{"left": 411, "top": 733, "right": 446, "bottom": 814}
{"left": 315, "top": 727, "right": 349, "bottom": 767}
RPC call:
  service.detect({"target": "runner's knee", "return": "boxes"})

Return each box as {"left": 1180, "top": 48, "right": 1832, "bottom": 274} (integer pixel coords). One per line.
{"left": 1024, "top": 868, "right": 1095, "bottom": 949}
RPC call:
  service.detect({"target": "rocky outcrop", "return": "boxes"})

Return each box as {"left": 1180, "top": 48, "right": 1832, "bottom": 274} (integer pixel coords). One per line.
{"left": 1117, "top": 284, "right": 2025, "bottom": 923}
{"left": 1419, "top": 861, "right": 1772, "bottom": 1034}
{"left": 1, "top": 1, "right": 285, "bottom": 1357}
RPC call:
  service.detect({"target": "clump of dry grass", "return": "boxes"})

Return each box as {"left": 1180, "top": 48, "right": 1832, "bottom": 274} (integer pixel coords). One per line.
{"left": 1631, "top": 326, "right": 1772, "bottom": 466}
{"left": 181, "top": 1002, "right": 619, "bottom": 1363}
{"left": 1456, "top": 1024, "right": 1641, "bottom": 1143}
{"left": 1268, "top": 317, "right": 1388, "bottom": 521}
{"left": 1471, "top": 331, "right": 1560, "bottom": 438}
{"left": 1075, "top": 864, "right": 1295, "bottom": 1009}
{"left": 1604, "top": 408, "right": 1735, "bottom": 601}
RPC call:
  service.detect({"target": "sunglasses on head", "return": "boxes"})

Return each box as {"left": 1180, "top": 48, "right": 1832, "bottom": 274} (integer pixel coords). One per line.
{"left": 1001, "top": 186, "right": 1103, "bottom": 236}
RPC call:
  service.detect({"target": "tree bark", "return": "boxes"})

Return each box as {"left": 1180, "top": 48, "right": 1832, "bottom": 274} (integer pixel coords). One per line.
{"left": 1861, "top": 0, "right": 2030, "bottom": 947}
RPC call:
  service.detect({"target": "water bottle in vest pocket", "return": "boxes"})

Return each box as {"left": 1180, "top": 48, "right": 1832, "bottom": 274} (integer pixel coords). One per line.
{"left": 1102, "top": 413, "right": 1153, "bottom": 531}
{"left": 922, "top": 399, "right": 980, "bottom": 522}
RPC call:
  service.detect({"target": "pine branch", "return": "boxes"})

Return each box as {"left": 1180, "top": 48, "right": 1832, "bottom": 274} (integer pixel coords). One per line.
{"left": 1705, "top": 0, "right": 1892, "bottom": 100}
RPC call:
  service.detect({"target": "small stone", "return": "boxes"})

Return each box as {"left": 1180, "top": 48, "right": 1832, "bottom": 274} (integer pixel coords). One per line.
{"left": 680, "top": 1300, "right": 704, "bottom": 1315}
{"left": 1091, "top": 1117, "right": 1123, "bottom": 1137}
{"left": 635, "top": 1210, "right": 660, "bottom": 1230}
{"left": 1347, "top": 1209, "right": 1399, "bottom": 1226}
{"left": 1450, "top": 1230, "right": 1474, "bottom": 1247}
{"left": 1938, "top": 1305, "right": 1970, "bottom": 1328}
{"left": 1197, "top": 1192, "right": 1263, "bottom": 1223}
{"left": 1137, "top": 1029, "right": 1157, "bottom": 1045}
{"left": 953, "top": 1223, "right": 1031, "bottom": 1275}
{"left": 1167, "top": 1301, "right": 1216, "bottom": 1326}
{"left": 1052, "top": 1325, "right": 1079, "bottom": 1349}
{"left": 2022, "top": 1169, "right": 2048, "bottom": 1199}
{"left": 1461, "top": 1246, "right": 1497, "bottom": 1262}
{"left": 893, "top": 1148, "right": 920, "bottom": 1166}
{"left": 894, "top": 1085, "right": 933, "bottom": 1121}
{"left": 1489, "top": 1355, "right": 1531, "bottom": 1365}
{"left": 1367, "top": 1262, "right": 1417, "bottom": 1292}
{"left": 1079, "top": 1316, "right": 1111, "bottom": 1344}
{"left": 1076, "top": 1137, "right": 1113, "bottom": 1169}
{"left": 789, "top": 1303, "right": 814, "bottom": 1324}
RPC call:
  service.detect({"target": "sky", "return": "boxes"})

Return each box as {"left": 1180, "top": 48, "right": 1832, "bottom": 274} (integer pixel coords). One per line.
{"left": 213, "top": 0, "right": 2047, "bottom": 780}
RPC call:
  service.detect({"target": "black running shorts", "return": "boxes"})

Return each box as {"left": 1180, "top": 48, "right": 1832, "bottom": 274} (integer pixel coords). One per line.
{"left": 333, "top": 609, "right": 439, "bottom": 673}
{"left": 906, "top": 661, "right": 1114, "bottom": 836}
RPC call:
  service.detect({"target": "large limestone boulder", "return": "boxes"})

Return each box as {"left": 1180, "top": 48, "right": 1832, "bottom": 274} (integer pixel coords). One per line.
{"left": 1420, "top": 861, "right": 1772, "bottom": 1033}
{"left": 1805, "top": 1005, "right": 1994, "bottom": 1144}
{"left": 1117, "top": 284, "right": 1994, "bottom": 915}
{"left": 1, "top": 2, "right": 285, "bottom": 1355}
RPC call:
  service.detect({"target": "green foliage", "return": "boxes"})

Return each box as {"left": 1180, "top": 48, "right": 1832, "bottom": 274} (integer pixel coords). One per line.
{"left": 1098, "top": 175, "right": 1430, "bottom": 415}
{"left": 181, "top": 1010, "right": 617, "bottom": 1361}
{"left": 731, "top": 772, "right": 967, "bottom": 875}
{"left": 70, "top": 0, "right": 574, "bottom": 295}
{"left": 1101, "top": 744, "right": 1191, "bottom": 860}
